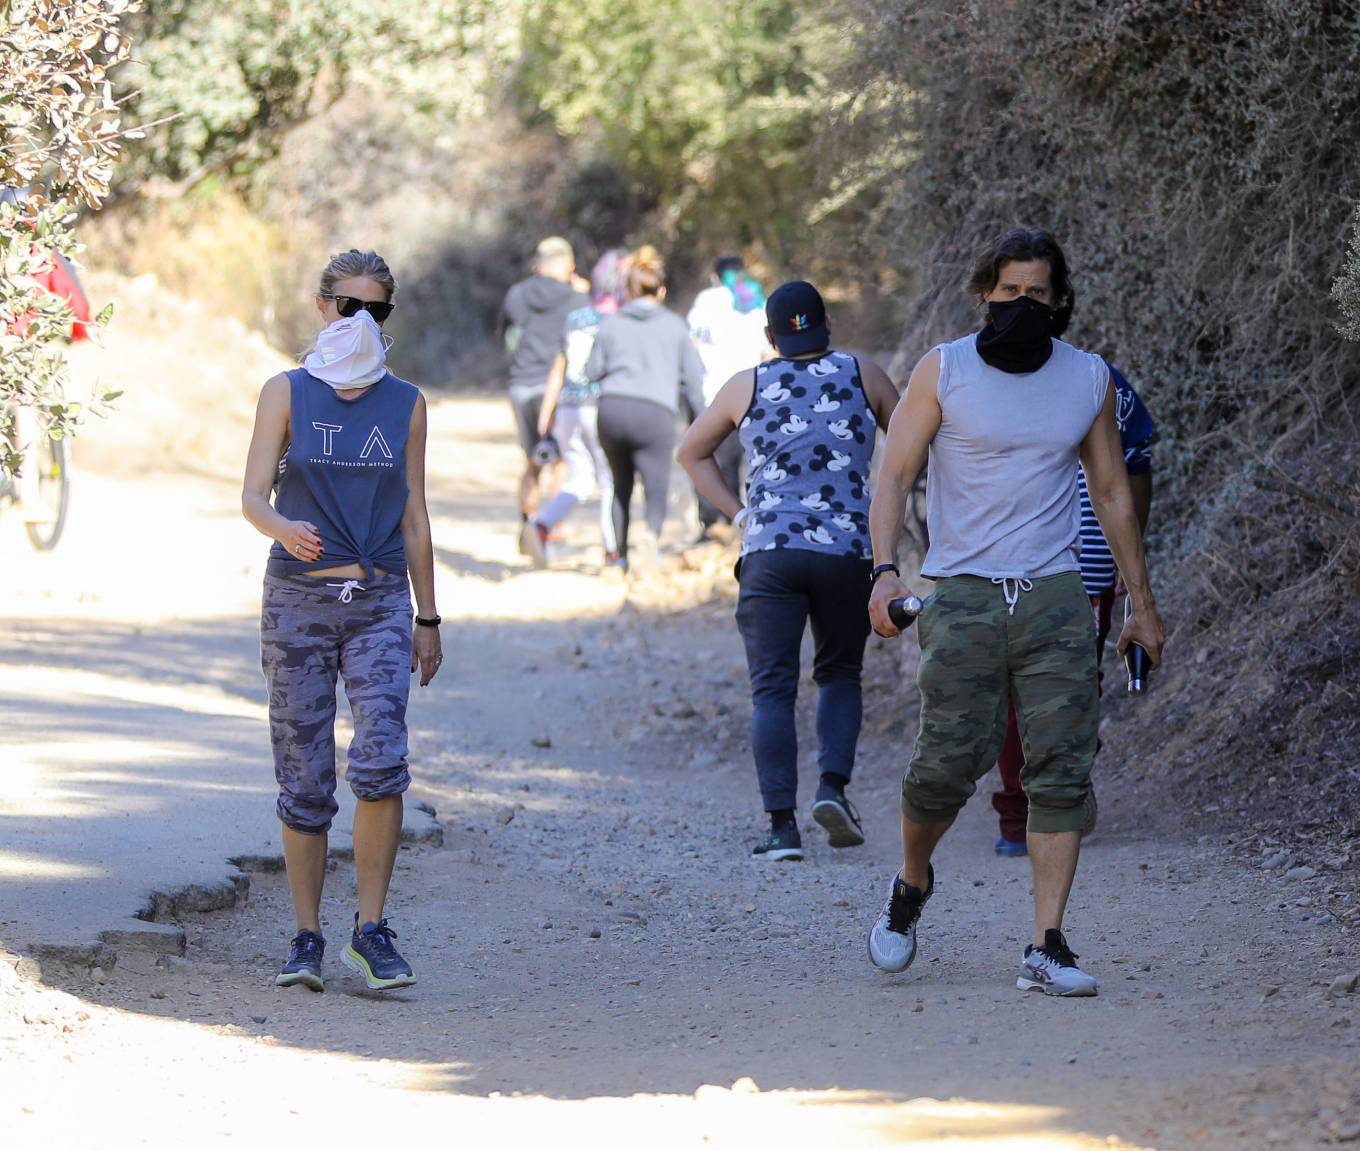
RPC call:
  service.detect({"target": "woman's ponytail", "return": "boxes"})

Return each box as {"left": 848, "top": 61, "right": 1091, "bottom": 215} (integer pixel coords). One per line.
{"left": 626, "top": 244, "right": 666, "bottom": 300}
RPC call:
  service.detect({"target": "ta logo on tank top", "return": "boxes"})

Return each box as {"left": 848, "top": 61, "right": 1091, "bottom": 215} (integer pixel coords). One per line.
{"left": 312, "top": 422, "right": 342, "bottom": 455}
{"left": 308, "top": 421, "right": 395, "bottom": 468}
{"left": 360, "top": 426, "right": 392, "bottom": 460}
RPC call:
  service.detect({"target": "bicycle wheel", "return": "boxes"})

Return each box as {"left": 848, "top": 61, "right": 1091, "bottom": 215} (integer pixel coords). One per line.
{"left": 23, "top": 435, "right": 69, "bottom": 551}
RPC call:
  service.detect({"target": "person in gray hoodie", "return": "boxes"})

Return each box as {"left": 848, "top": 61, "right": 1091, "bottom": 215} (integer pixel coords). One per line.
{"left": 499, "top": 236, "right": 590, "bottom": 528}
{"left": 586, "top": 245, "right": 705, "bottom": 570}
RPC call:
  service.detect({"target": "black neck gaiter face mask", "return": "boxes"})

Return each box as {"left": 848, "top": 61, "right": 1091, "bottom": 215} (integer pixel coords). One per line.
{"left": 975, "top": 296, "right": 1055, "bottom": 374}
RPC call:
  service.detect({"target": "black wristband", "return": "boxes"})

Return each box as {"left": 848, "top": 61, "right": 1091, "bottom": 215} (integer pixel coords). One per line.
{"left": 414, "top": 615, "right": 442, "bottom": 627}
{"left": 869, "top": 563, "right": 900, "bottom": 584}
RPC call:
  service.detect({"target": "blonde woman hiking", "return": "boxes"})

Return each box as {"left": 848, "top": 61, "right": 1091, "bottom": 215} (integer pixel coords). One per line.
{"left": 242, "top": 249, "right": 442, "bottom": 992}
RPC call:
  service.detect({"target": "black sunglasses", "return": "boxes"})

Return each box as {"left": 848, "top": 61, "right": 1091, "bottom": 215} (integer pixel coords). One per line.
{"left": 323, "top": 293, "right": 394, "bottom": 323}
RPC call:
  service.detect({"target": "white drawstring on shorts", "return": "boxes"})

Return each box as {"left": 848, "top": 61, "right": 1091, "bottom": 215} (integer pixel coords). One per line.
{"left": 326, "top": 579, "right": 365, "bottom": 603}
{"left": 992, "top": 576, "right": 1034, "bottom": 616}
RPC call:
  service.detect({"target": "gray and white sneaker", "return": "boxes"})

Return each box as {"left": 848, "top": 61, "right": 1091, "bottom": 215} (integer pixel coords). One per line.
{"left": 1017, "top": 929, "right": 1098, "bottom": 997}
{"left": 867, "top": 864, "right": 934, "bottom": 973}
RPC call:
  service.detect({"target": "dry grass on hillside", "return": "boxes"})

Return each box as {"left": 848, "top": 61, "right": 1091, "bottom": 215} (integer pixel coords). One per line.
{"left": 67, "top": 272, "right": 290, "bottom": 481}
{"left": 1100, "top": 437, "right": 1359, "bottom": 889}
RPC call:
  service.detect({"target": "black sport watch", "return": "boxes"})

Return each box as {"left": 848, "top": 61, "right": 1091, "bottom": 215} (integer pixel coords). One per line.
{"left": 869, "top": 563, "right": 900, "bottom": 583}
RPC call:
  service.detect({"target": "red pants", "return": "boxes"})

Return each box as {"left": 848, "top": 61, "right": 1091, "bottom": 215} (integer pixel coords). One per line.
{"left": 993, "top": 588, "right": 1115, "bottom": 842}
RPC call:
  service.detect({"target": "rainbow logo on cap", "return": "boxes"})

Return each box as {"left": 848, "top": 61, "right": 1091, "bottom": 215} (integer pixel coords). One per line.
{"left": 791, "top": 313, "right": 809, "bottom": 331}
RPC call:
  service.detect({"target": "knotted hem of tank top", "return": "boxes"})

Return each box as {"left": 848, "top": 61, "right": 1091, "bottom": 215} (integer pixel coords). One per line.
{"left": 265, "top": 542, "right": 409, "bottom": 581}
{"left": 991, "top": 576, "right": 1034, "bottom": 616}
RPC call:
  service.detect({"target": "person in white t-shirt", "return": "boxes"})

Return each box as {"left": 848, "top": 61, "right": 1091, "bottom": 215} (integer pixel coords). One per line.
{"left": 686, "top": 256, "right": 770, "bottom": 538}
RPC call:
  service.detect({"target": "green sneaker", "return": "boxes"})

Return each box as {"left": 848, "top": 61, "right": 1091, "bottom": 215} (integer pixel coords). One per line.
{"left": 341, "top": 916, "right": 416, "bottom": 990}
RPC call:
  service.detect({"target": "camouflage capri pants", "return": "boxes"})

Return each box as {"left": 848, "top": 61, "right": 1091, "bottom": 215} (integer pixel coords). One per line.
{"left": 902, "top": 572, "right": 1098, "bottom": 834}
{"left": 261, "top": 571, "right": 413, "bottom": 834}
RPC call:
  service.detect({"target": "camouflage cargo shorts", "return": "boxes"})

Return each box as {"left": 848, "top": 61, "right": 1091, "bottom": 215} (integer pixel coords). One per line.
{"left": 902, "top": 572, "right": 1098, "bottom": 833}
{"left": 261, "top": 571, "right": 413, "bottom": 834}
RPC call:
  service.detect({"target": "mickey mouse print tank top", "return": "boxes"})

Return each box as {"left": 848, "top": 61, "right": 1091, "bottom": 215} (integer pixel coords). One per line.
{"left": 737, "top": 351, "right": 874, "bottom": 559}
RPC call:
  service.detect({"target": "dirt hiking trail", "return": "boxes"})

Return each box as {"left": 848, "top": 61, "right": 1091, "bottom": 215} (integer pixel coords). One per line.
{"left": 2, "top": 278, "right": 1358, "bottom": 1150}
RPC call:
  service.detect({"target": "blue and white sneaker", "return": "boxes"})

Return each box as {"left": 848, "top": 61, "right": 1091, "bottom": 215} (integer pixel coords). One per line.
{"left": 342, "top": 916, "right": 416, "bottom": 990}
{"left": 994, "top": 835, "right": 1028, "bottom": 857}
{"left": 867, "top": 864, "right": 934, "bottom": 973}
{"left": 275, "top": 929, "right": 325, "bottom": 992}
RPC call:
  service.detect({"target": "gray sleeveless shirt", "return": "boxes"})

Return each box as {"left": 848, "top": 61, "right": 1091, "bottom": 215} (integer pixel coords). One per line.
{"left": 738, "top": 350, "right": 874, "bottom": 559}
{"left": 921, "top": 334, "right": 1109, "bottom": 580}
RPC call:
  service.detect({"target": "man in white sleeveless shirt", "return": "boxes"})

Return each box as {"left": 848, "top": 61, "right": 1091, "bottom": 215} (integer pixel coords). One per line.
{"left": 864, "top": 229, "right": 1165, "bottom": 995}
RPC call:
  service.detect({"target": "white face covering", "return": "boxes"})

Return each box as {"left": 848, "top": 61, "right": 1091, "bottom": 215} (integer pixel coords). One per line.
{"left": 303, "top": 309, "right": 392, "bottom": 390}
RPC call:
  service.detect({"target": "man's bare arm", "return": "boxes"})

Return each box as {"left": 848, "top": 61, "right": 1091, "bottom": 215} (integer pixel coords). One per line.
{"left": 1128, "top": 470, "right": 1152, "bottom": 534}
{"left": 1080, "top": 382, "right": 1165, "bottom": 664}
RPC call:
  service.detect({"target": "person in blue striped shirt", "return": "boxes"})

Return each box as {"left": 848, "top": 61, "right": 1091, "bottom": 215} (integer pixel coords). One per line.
{"left": 991, "top": 318, "right": 1156, "bottom": 857}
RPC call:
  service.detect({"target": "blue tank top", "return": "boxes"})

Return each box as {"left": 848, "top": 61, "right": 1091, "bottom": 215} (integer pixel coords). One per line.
{"left": 738, "top": 351, "right": 875, "bottom": 559}
{"left": 267, "top": 368, "right": 420, "bottom": 578}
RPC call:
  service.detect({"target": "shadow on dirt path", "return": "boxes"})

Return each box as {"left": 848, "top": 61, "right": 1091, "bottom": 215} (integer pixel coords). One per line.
{"left": 33, "top": 590, "right": 1360, "bottom": 1150}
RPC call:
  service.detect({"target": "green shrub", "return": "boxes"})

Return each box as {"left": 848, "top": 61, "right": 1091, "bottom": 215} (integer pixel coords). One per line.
{"left": 832, "top": 0, "right": 1360, "bottom": 555}
{"left": 0, "top": 0, "right": 136, "bottom": 480}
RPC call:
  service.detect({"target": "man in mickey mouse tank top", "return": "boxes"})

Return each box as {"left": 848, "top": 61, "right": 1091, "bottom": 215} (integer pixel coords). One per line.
{"left": 679, "top": 282, "right": 899, "bottom": 860}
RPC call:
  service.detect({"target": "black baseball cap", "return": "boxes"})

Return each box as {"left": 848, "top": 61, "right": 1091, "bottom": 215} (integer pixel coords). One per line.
{"left": 765, "top": 280, "right": 829, "bottom": 356}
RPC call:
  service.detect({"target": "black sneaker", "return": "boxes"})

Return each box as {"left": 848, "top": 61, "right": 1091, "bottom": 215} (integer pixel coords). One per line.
{"left": 275, "top": 929, "right": 325, "bottom": 992}
{"left": 341, "top": 915, "right": 416, "bottom": 990}
{"left": 867, "top": 865, "right": 934, "bottom": 973}
{"left": 751, "top": 823, "right": 803, "bottom": 861}
{"left": 811, "top": 786, "right": 865, "bottom": 848}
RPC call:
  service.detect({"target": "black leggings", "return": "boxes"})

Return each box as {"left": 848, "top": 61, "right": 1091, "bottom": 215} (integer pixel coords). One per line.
{"left": 597, "top": 395, "right": 676, "bottom": 559}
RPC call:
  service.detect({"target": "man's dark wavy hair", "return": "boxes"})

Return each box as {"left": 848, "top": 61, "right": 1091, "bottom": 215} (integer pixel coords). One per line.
{"left": 965, "top": 228, "right": 1075, "bottom": 332}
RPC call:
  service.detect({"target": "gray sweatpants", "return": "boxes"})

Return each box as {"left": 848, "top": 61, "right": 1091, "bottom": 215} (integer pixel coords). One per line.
{"left": 261, "top": 571, "right": 413, "bottom": 834}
